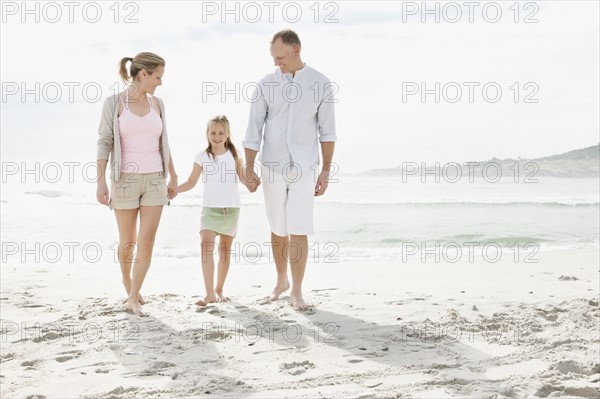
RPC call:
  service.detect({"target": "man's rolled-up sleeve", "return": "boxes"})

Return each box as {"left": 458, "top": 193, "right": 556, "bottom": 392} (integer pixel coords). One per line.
{"left": 243, "top": 84, "right": 267, "bottom": 151}
{"left": 317, "top": 81, "right": 337, "bottom": 143}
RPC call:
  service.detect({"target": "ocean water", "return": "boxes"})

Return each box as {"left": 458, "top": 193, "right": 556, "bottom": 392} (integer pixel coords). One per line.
{"left": 1, "top": 172, "right": 598, "bottom": 267}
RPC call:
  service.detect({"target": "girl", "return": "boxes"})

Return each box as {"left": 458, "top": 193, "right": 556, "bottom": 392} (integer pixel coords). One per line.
{"left": 177, "top": 116, "right": 251, "bottom": 306}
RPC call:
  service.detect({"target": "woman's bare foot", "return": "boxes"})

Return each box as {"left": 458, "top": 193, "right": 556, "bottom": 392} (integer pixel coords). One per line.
{"left": 291, "top": 293, "right": 309, "bottom": 311}
{"left": 126, "top": 297, "right": 143, "bottom": 315}
{"left": 195, "top": 295, "right": 217, "bottom": 307}
{"left": 263, "top": 281, "right": 290, "bottom": 302}
{"left": 123, "top": 279, "right": 145, "bottom": 305}
{"left": 216, "top": 291, "right": 230, "bottom": 303}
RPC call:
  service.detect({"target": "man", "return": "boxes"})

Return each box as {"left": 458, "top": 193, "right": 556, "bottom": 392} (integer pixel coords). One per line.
{"left": 243, "top": 29, "right": 337, "bottom": 311}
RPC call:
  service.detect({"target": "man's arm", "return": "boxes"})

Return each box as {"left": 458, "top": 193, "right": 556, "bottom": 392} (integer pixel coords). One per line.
{"left": 315, "top": 81, "right": 337, "bottom": 196}
{"left": 242, "top": 83, "right": 267, "bottom": 192}
{"left": 314, "top": 142, "right": 335, "bottom": 196}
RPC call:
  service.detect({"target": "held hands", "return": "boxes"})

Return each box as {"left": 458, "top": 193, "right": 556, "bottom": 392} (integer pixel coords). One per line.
{"left": 244, "top": 164, "right": 261, "bottom": 193}
{"left": 314, "top": 168, "right": 330, "bottom": 196}
{"left": 167, "top": 178, "right": 178, "bottom": 200}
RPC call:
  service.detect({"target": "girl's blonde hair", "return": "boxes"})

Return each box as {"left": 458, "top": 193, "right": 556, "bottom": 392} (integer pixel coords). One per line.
{"left": 205, "top": 115, "right": 239, "bottom": 163}
{"left": 118, "top": 52, "right": 165, "bottom": 84}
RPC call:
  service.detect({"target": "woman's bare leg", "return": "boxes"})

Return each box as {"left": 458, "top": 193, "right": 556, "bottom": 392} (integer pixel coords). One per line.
{"left": 128, "top": 205, "right": 163, "bottom": 315}
{"left": 114, "top": 208, "right": 145, "bottom": 304}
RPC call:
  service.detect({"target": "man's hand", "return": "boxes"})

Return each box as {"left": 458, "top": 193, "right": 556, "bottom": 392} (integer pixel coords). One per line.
{"left": 244, "top": 164, "right": 261, "bottom": 193}
{"left": 314, "top": 169, "right": 330, "bottom": 196}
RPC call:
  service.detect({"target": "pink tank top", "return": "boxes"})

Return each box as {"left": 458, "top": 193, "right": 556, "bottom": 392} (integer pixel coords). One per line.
{"left": 118, "top": 91, "right": 164, "bottom": 174}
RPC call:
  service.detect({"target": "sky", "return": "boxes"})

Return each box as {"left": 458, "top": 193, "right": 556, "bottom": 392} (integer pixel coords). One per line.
{"left": 1, "top": 0, "right": 599, "bottom": 173}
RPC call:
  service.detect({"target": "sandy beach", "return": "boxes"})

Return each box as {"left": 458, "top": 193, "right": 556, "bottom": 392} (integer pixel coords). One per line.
{"left": 2, "top": 0, "right": 599, "bottom": 397}
{"left": 1, "top": 248, "right": 598, "bottom": 398}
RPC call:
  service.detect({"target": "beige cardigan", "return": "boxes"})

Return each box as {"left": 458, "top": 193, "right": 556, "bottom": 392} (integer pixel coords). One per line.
{"left": 96, "top": 93, "right": 171, "bottom": 183}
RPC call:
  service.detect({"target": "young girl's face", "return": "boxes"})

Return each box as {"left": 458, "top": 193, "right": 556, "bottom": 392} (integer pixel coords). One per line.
{"left": 207, "top": 122, "right": 228, "bottom": 149}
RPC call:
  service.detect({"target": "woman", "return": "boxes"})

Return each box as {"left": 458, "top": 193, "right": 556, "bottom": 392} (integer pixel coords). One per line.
{"left": 96, "top": 52, "right": 177, "bottom": 315}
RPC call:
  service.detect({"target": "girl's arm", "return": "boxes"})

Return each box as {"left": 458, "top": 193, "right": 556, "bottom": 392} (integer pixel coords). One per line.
{"left": 176, "top": 163, "right": 202, "bottom": 193}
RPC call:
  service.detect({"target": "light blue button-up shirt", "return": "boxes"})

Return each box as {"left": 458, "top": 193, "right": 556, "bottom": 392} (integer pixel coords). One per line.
{"left": 243, "top": 64, "right": 337, "bottom": 176}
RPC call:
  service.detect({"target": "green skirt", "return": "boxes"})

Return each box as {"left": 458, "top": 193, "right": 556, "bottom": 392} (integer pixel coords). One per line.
{"left": 200, "top": 207, "right": 240, "bottom": 237}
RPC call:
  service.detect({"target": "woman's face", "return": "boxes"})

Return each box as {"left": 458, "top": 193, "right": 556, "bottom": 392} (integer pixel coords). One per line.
{"left": 139, "top": 65, "right": 164, "bottom": 95}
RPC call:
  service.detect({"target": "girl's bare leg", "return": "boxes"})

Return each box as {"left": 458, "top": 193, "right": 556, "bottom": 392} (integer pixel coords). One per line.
{"left": 215, "top": 234, "right": 234, "bottom": 302}
{"left": 197, "top": 230, "right": 218, "bottom": 306}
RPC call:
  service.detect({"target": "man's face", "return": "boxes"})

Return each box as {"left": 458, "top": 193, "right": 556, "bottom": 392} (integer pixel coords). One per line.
{"left": 270, "top": 39, "right": 299, "bottom": 74}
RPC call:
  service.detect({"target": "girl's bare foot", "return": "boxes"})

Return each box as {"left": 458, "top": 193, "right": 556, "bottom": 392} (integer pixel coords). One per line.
{"left": 126, "top": 298, "right": 143, "bottom": 315}
{"left": 195, "top": 295, "right": 217, "bottom": 307}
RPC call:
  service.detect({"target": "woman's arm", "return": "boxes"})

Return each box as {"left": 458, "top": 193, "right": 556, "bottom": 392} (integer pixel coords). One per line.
{"left": 176, "top": 163, "right": 202, "bottom": 193}
{"left": 97, "top": 97, "right": 115, "bottom": 161}
{"left": 96, "top": 159, "right": 109, "bottom": 205}
{"left": 167, "top": 151, "right": 178, "bottom": 199}
{"left": 168, "top": 151, "right": 177, "bottom": 179}
{"left": 96, "top": 97, "right": 115, "bottom": 205}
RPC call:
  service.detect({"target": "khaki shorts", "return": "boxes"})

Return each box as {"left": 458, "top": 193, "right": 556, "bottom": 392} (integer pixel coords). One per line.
{"left": 109, "top": 171, "right": 169, "bottom": 210}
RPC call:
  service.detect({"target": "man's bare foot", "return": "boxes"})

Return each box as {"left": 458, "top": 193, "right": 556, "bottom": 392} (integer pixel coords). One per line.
{"left": 263, "top": 281, "right": 290, "bottom": 302}
{"left": 216, "top": 291, "right": 230, "bottom": 303}
{"left": 195, "top": 295, "right": 217, "bottom": 307}
{"left": 126, "top": 298, "right": 143, "bottom": 316}
{"left": 291, "top": 293, "right": 309, "bottom": 311}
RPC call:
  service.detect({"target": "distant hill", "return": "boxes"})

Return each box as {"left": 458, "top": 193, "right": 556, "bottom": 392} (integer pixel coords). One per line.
{"left": 533, "top": 145, "right": 599, "bottom": 162}
{"left": 358, "top": 144, "right": 599, "bottom": 178}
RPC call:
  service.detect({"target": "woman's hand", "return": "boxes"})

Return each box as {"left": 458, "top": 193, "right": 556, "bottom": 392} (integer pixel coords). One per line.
{"left": 167, "top": 177, "right": 178, "bottom": 200}
{"left": 96, "top": 180, "right": 109, "bottom": 205}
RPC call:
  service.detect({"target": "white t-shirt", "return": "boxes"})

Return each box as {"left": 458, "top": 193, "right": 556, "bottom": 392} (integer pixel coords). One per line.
{"left": 194, "top": 150, "right": 241, "bottom": 208}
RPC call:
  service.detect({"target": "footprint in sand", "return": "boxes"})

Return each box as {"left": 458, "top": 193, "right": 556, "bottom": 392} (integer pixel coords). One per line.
{"left": 1, "top": 353, "right": 15, "bottom": 363}
{"left": 55, "top": 350, "right": 83, "bottom": 363}
{"left": 20, "top": 359, "right": 42, "bottom": 369}
{"left": 558, "top": 275, "right": 579, "bottom": 281}
{"left": 139, "top": 361, "right": 176, "bottom": 376}
{"left": 94, "top": 368, "right": 111, "bottom": 374}
{"left": 279, "top": 360, "right": 315, "bottom": 375}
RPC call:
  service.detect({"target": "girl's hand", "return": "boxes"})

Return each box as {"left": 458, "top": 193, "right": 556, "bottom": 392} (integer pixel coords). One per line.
{"left": 96, "top": 180, "right": 109, "bottom": 205}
